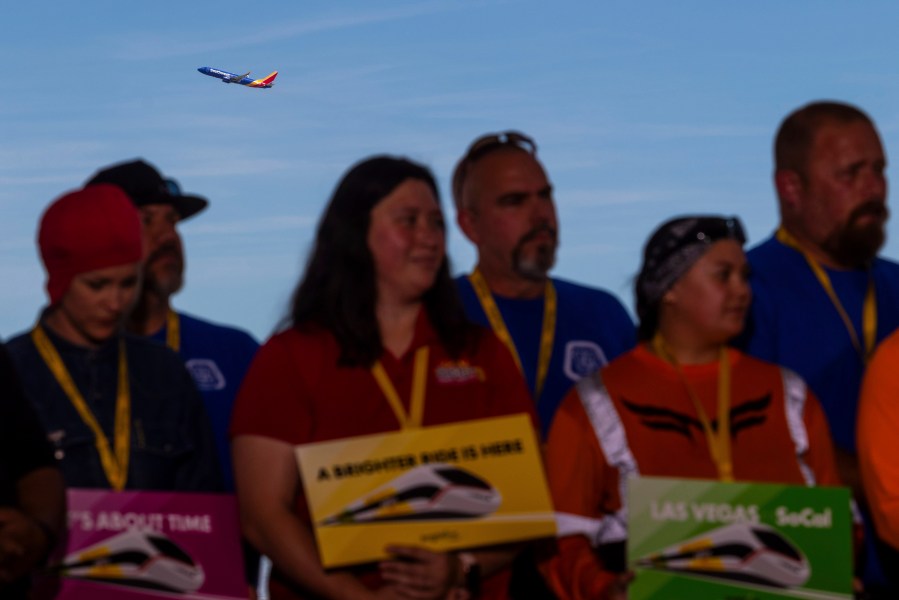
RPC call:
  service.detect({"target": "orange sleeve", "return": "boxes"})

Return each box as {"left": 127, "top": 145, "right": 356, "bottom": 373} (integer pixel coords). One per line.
{"left": 802, "top": 389, "right": 842, "bottom": 487}
{"left": 539, "top": 388, "right": 619, "bottom": 599}
{"left": 858, "top": 333, "right": 899, "bottom": 551}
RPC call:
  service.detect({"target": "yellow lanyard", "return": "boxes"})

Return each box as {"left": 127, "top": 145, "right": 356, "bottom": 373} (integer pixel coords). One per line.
{"left": 776, "top": 228, "right": 876, "bottom": 363}
{"left": 166, "top": 309, "right": 180, "bottom": 352}
{"left": 371, "top": 346, "right": 429, "bottom": 430}
{"left": 652, "top": 335, "right": 733, "bottom": 482}
{"left": 468, "top": 269, "right": 556, "bottom": 400}
{"left": 31, "top": 325, "right": 131, "bottom": 490}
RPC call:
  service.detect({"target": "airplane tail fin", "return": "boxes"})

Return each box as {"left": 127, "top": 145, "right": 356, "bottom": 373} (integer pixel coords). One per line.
{"left": 250, "top": 71, "right": 278, "bottom": 87}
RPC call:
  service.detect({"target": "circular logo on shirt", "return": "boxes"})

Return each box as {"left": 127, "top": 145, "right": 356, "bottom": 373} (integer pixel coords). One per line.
{"left": 563, "top": 341, "right": 608, "bottom": 381}
{"left": 185, "top": 358, "right": 227, "bottom": 391}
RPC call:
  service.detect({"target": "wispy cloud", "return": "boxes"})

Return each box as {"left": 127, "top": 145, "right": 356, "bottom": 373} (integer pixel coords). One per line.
{"left": 186, "top": 215, "right": 315, "bottom": 235}
{"left": 0, "top": 142, "right": 109, "bottom": 175}
{"left": 0, "top": 236, "right": 38, "bottom": 253}
{"left": 113, "top": 3, "right": 458, "bottom": 60}
{"left": 631, "top": 123, "right": 766, "bottom": 139}
{"left": 559, "top": 242, "right": 621, "bottom": 256}
{"left": 0, "top": 174, "right": 82, "bottom": 187}
{"left": 559, "top": 187, "right": 712, "bottom": 208}
{"left": 173, "top": 157, "right": 296, "bottom": 178}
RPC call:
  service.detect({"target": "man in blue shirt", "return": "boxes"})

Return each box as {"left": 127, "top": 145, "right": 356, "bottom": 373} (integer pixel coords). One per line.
{"left": 451, "top": 131, "right": 636, "bottom": 599}
{"left": 451, "top": 132, "right": 635, "bottom": 439}
{"left": 740, "top": 101, "right": 899, "bottom": 595}
{"left": 86, "top": 160, "right": 259, "bottom": 492}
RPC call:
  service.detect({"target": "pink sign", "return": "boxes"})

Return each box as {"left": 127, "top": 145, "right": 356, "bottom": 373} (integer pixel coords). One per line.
{"left": 33, "top": 489, "right": 248, "bottom": 600}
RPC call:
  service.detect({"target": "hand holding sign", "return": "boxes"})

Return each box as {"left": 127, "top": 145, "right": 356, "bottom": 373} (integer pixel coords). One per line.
{"left": 0, "top": 507, "right": 50, "bottom": 584}
{"left": 380, "top": 544, "right": 458, "bottom": 599}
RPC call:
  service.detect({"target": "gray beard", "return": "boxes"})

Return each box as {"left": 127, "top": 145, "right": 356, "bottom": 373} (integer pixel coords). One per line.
{"left": 513, "top": 243, "right": 556, "bottom": 281}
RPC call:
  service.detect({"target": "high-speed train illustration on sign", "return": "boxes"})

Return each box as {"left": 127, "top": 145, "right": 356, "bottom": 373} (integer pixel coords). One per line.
{"left": 636, "top": 521, "right": 811, "bottom": 588}
{"left": 320, "top": 463, "right": 502, "bottom": 525}
{"left": 50, "top": 529, "right": 205, "bottom": 593}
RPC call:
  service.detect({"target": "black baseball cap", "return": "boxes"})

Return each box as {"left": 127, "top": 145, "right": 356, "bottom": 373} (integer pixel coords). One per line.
{"left": 85, "top": 159, "right": 208, "bottom": 221}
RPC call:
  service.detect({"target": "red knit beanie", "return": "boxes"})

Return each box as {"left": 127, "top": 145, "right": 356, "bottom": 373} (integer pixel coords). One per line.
{"left": 38, "top": 184, "right": 144, "bottom": 304}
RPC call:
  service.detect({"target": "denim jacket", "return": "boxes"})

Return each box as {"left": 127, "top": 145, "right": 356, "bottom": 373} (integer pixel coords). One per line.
{"left": 6, "top": 325, "right": 223, "bottom": 492}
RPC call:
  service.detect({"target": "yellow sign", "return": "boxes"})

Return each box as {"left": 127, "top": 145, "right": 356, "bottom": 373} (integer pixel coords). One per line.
{"left": 295, "top": 413, "right": 555, "bottom": 568}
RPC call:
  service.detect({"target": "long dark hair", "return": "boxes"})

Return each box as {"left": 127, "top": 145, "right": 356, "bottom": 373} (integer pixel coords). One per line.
{"left": 285, "top": 155, "right": 478, "bottom": 366}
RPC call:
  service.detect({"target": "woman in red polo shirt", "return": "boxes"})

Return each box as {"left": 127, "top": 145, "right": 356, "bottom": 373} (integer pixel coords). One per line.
{"left": 230, "top": 156, "right": 534, "bottom": 600}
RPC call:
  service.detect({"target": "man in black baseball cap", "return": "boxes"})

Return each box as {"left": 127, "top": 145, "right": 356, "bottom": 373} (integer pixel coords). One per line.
{"left": 85, "top": 158, "right": 262, "bottom": 594}
{"left": 84, "top": 159, "right": 258, "bottom": 495}
{"left": 88, "top": 159, "right": 208, "bottom": 219}
{"left": 86, "top": 160, "right": 207, "bottom": 309}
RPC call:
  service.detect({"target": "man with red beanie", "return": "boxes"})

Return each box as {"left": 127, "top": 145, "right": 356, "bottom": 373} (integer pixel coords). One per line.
{"left": 5, "top": 185, "right": 222, "bottom": 493}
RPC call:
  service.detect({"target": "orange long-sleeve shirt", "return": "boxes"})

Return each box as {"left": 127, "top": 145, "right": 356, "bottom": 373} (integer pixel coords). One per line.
{"left": 859, "top": 329, "right": 899, "bottom": 552}
{"left": 542, "top": 345, "right": 841, "bottom": 599}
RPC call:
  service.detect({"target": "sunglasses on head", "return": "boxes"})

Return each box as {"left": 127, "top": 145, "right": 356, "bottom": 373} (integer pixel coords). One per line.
{"left": 452, "top": 131, "right": 537, "bottom": 202}
{"left": 463, "top": 131, "right": 537, "bottom": 162}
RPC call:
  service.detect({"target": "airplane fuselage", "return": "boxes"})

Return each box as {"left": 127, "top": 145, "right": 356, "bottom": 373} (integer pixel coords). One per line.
{"left": 197, "top": 67, "right": 277, "bottom": 89}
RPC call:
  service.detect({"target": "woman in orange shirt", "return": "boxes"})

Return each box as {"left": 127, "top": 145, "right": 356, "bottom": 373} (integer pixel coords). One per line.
{"left": 541, "top": 215, "right": 841, "bottom": 599}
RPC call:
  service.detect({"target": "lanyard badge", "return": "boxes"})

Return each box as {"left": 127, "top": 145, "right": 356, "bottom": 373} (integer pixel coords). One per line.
{"left": 371, "top": 346, "right": 429, "bottom": 430}
{"left": 468, "top": 269, "right": 556, "bottom": 401}
{"left": 32, "top": 325, "right": 131, "bottom": 490}
{"left": 776, "top": 227, "right": 876, "bottom": 363}
{"left": 652, "top": 335, "right": 733, "bottom": 482}
{"left": 166, "top": 309, "right": 180, "bottom": 352}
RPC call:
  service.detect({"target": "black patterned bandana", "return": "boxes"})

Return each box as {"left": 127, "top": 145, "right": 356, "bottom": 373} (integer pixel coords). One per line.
{"left": 637, "top": 216, "right": 746, "bottom": 307}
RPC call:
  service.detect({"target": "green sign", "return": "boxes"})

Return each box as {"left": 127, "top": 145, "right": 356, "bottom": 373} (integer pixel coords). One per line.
{"left": 627, "top": 476, "right": 852, "bottom": 600}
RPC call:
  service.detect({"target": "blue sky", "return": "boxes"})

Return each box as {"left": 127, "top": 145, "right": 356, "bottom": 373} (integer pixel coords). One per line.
{"left": 5, "top": 2, "right": 899, "bottom": 341}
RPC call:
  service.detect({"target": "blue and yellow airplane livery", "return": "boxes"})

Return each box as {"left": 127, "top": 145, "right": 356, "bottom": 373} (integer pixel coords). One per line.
{"left": 197, "top": 67, "right": 278, "bottom": 89}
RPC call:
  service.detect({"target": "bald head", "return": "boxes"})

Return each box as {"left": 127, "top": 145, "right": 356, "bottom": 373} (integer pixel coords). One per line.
{"left": 455, "top": 145, "right": 542, "bottom": 214}
{"left": 454, "top": 135, "right": 558, "bottom": 294}
{"left": 773, "top": 101, "right": 888, "bottom": 268}
{"left": 775, "top": 101, "right": 876, "bottom": 179}
{"left": 452, "top": 131, "right": 539, "bottom": 210}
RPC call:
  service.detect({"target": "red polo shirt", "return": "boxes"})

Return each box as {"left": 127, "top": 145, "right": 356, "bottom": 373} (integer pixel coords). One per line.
{"left": 231, "top": 310, "right": 536, "bottom": 599}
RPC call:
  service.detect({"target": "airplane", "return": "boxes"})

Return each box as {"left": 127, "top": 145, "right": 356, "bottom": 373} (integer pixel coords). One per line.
{"left": 197, "top": 66, "right": 278, "bottom": 89}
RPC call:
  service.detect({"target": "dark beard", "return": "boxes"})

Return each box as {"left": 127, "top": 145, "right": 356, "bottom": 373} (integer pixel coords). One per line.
{"left": 822, "top": 200, "right": 888, "bottom": 267}
{"left": 145, "top": 243, "right": 184, "bottom": 297}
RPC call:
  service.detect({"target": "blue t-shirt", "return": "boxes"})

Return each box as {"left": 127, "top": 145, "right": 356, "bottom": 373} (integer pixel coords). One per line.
{"left": 152, "top": 311, "right": 258, "bottom": 491}
{"left": 741, "top": 235, "right": 899, "bottom": 452}
{"left": 456, "top": 275, "right": 636, "bottom": 437}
